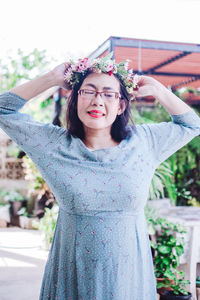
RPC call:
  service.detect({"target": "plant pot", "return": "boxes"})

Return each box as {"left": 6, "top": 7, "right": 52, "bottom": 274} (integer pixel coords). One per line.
{"left": 9, "top": 199, "right": 27, "bottom": 216}
{"left": 157, "top": 278, "right": 174, "bottom": 295}
{"left": 160, "top": 290, "right": 192, "bottom": 300}
{"left": 9, "top": 201, "right": 23, "bottom": 216}
{"left": 196, "top": 287, "right": 200, "bottom": 299}
{"left": 196, "top": 278, "right": 200, "bottom": 288}
{"left": 0, "top": 204, "right": 10, "bottom": 223}
{"left": 10, "top": 215, "right": 20, "bottom": 226}
{"left": 19, "top": 216, "right": 34, "bottom": 229}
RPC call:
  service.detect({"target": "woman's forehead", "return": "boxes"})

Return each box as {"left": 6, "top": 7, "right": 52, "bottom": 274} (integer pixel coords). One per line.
{"left": 81, "top": 73, "right": 120, "bottom": 90}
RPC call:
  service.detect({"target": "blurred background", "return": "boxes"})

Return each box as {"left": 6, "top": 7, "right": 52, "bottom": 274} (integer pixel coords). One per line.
{"left": 0, "top": 0, "right": 200, "bottom": 299}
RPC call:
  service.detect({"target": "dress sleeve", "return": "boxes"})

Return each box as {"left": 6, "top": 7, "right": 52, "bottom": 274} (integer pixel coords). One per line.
{"left": 0, "top": 92, "right": 66, "bottom": 160}
{"left": 137, "top": 109, "right": 200, "bottom": 167}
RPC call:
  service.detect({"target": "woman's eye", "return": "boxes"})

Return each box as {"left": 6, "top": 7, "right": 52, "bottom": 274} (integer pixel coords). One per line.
{"left": 104, "top": 93, "right": 114, "bottom": 98}
{"left": 85, "top": 90, "right": 95, "bottom": 95}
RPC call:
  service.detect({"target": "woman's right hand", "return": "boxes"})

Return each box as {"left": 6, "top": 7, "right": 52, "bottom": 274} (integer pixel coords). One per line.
{"left": 50, "top": 62, "right": 71, "bottom": 90}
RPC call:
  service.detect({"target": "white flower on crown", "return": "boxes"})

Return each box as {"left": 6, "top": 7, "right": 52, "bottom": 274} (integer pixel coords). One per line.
{"left": 133, "top": 74, "right": 140, "bottom": 85}
{"left": 105, "top": 60, "right": 114, "bottom": 72}
{"left": 113, "top": 65, "right": 117, "bottom": 74}
{"left": 124, "top": 61, "right": 129, "bottom": 71}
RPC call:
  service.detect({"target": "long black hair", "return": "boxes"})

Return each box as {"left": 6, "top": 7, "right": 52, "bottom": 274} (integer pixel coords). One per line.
{"left": 66, "top": 70, "right": 134, "bottom": 142}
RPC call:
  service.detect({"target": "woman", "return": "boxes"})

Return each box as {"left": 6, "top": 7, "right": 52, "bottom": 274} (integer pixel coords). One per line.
{"left": 0, "top": 55, "right": 200, "bottom": 300}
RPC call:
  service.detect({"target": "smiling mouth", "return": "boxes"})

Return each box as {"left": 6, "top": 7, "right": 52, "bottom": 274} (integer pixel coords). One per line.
{"left": 87, "top": 111, "right": 105, "bottom": 118}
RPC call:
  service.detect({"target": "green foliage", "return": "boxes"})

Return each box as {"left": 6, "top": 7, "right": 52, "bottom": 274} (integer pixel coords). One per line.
{"left": 163, "top": 154, "right": 178, "bottom": 204}
{"left": 17, "top": 207, "right": 33, "bottom": 217}
{"left": 20, "top": 95, "right": 55, "bottom": 124}
{"left": 6, "top": 142, "right": 22, "bottom": 158}
{"left": 138, "top": 100, "right": 171, "bottom": 123}
{"left": 150, "top": 217, "right": 186, "bottom": 278}
{"left": 157, "top": 273, "right": 190, "bottom": 296}
{"left": 149, "top": 216, "right": 190, "bottom": 295}
{"left": 145, "top": 204, "right": 159, "bottom": 235}
{"left": 33, "top": 205, "right": 59, "bottom": 250}
{"left": 188, "top": 198, "right": 200, "bottom": 207}
{"left": 149, "top": 161, "right": 173, "bottom": 200}
{"left": 0, "top": 187, "right": 10, "bottom": 202}
{"left": 171, "top": 279, "right": 190, "bottom": 296}
{"left": 0, "top": 47, "right": 55, "bottom": 130}
{"left": 175, "top": 86, "right": 200, "bottom": 101}
{"left": 174, "top": 135, "right": 200, "bottom": 205}
{"left": 0, "top": 188, "right": 24, "bottom": 202}
{"left": 0, "top": 48, "right": 54, "bottom": 191}
{"left": 0, "top": 48, "right": 49, "bottom": 92}
{"left": 22, "top": 156, "right": 44, "bottom": 196}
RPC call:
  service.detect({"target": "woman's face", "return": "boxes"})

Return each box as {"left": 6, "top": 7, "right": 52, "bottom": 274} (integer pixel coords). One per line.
{"left": 77, "top": 72, "right": 126, "bottom": 132}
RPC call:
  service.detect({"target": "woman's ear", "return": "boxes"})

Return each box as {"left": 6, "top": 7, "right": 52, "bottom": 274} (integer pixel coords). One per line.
{"left": 117, "top": 99, "right": 126, "bottom": 115}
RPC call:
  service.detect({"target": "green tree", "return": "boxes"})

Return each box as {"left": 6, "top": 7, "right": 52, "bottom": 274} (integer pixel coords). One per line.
{"left": 0, "top": 48, "right": 49, "bottom": 92}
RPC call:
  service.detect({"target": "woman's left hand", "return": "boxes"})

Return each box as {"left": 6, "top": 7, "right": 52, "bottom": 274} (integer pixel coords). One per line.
{"left": 132, "top": 75, "right": 163, "bottom": 99}
{"left": 132, "top": 75, "right": 192, "bottom": 114}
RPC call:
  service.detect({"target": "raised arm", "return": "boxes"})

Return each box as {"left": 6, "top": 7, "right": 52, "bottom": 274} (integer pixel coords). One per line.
{"left": 9, "top": 62, "right": 68, "bottom": 100}
{"left": 132, "top": 76, "right": 200, "bottom": 167}
{"left": 133, "top": 75, "right": 192, "bottom": 115}
{"left": 0, "top": 62, "right": 69, "bottom": 161}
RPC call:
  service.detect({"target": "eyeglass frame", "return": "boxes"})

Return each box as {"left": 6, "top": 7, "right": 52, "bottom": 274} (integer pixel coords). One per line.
{"left": 78, "top": 89, "right": 122, "bottom": 100}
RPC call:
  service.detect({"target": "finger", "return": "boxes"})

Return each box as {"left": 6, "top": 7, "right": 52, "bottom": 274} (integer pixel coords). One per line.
{"left": 135, "top": 86, "right": 151, "bottom": 98}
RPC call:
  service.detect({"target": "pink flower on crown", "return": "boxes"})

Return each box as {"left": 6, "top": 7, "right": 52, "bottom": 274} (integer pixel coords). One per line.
{"left": 76, "top": 58, "right": 90, "bottom": 72}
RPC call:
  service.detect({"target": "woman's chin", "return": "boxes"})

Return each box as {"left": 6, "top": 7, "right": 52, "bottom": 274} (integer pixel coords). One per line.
{"left": 83, "top": 121, "right": 112, "bottom": 131}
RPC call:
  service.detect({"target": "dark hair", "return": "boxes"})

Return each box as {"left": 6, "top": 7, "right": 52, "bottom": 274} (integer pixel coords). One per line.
{"left": 65, "top": 70, "right": 134, "bottom": 142}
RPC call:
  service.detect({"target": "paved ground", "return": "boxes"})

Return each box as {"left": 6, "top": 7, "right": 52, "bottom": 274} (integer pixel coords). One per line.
{"left": 0, "top": 226, "right": 49, "bottom": 300}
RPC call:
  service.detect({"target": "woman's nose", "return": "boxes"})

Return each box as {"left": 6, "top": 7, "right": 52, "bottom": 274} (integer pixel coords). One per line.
{"left": 90, "top": 93, "right": 104, "bottom": 106}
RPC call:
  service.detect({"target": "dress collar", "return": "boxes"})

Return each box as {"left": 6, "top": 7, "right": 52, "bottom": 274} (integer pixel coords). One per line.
{"left": 70, "top": 134, "right": 128, "bottom": 163}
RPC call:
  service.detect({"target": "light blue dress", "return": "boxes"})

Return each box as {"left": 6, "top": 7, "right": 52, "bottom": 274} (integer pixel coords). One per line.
{"left": 1, "top": 92, "right": 200, "bottom": 300}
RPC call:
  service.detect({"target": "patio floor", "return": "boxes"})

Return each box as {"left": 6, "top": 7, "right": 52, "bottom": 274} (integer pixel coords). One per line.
{"left": 0, "top": 226, "right": 49, "bottom": 300}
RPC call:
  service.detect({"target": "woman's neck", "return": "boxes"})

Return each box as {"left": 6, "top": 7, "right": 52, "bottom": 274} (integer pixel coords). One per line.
{"left": 82, "top": 131, "right": 119, "bottom": 150}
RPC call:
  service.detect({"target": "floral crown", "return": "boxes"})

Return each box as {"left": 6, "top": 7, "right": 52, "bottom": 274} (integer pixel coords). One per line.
{"left": 64, "top": 52, "right": 139, "bottom": 99}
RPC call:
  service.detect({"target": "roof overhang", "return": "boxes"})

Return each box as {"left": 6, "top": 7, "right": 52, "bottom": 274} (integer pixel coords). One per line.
{"left": 88, "top": 36, "right": 200, "bottom": 98}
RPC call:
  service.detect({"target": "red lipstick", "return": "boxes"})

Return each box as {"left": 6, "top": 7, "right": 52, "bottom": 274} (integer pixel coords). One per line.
{"left": 88, "top": 110, "right": 105, "bottom": 118}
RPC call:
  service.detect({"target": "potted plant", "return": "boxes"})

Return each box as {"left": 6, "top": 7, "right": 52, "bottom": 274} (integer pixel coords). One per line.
{"left": 4, "top": 190, "right": 26, "bottom": 215}
{"left": 0, "top": 188, "right": 27, "bottom": 226}
{"left": 196, "top": 276, "right": 200, "bottom": 300}
{"left": 0, "top": 203, "right": 11, "bottom": 227}
{"left": 196, "top": 276, "right": 200, "bottom": 288}
{"left": 17, "top": 207, "right": 35, "bottom": 229}
{"left": 149, "top": 216, "right": 190, "bottom": 297}
{"left": 32, "top": 204, "right": 59, "bottom": 250}
{"left": 159, "top": 270, "right": 192, "bottom": 299}
{"left": 0, "top": 188, "right": 11, "bottom": 226}
{"left": 22, "top": 156, "right": 56, "bottom": 218}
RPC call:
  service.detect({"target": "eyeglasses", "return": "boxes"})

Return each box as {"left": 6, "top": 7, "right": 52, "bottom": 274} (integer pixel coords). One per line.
{"left": 78, "top": 89, "right": 121, "bottom": 101}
